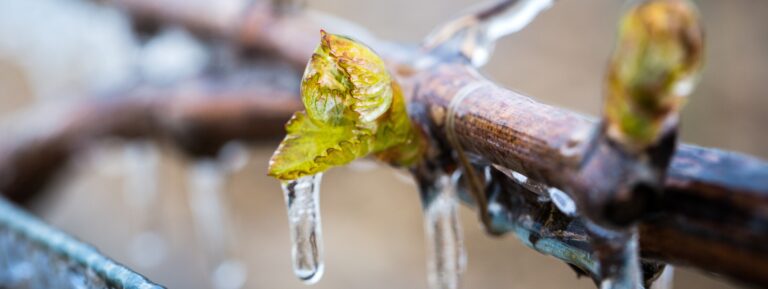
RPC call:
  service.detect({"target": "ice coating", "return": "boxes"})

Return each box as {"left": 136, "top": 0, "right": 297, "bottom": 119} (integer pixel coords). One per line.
{"left": 424, "top": 0, "right": 554, "bottom": 67}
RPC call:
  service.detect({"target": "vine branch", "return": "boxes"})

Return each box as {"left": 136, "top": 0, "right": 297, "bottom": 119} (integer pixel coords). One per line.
{"left": 1, "top": 0, "right": 766, "bottom": 286}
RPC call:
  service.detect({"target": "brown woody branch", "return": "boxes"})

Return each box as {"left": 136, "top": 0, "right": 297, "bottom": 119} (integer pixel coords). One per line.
{"left": 0, "top": 79, "right": 301, "bottom": 204}
{"left": 405, "top": 63, "right": 768, "bottom": 286}
{"left": 2, "top": 0, "right": 766, "bottom": 286}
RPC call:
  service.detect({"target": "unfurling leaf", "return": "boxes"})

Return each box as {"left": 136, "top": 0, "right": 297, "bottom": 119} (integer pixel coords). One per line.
{"left": 604, "top": 0, "right": 704, "bottom": 151}
{"left": 268, "top": 30, "right": 423, "bottom": 181}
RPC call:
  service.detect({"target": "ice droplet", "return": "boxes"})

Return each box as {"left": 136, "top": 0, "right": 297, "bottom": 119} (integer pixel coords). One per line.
{"left": 547, "top": 187, "right": 576, "bottom": 216}
{"left": 422, "top": 173, "right": 466, "bottom": 289}
{"left": 281, "top": 174, "right": 325, "bottom": 284}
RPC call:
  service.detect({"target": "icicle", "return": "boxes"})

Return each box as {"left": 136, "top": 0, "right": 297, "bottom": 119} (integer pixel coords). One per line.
{"left": 424, "top": 0, "right": 554, "bottom": 67}
{"left": 481, "top": 166, "right": 512, "bottom": 233}
{"left": 218, "top": 141, "right": 250, "bottom": 174}
{"left": 188, "top": 160, "right": 248, "bottom": 289}
{"left": 281, "top": 173, "right": 324, "bottom": 284}
{"left": 122, "top": 142, "right": 167, "bottom": 268}
{"left": 422, "top": 172, "right": 466, "bottom": 289}
{"left": 650, "top": 266, "right": 674, "bottom": 289}
{"left": 590, "top": 226, "right": 642, "bottom": 289}
{"left": 598, "top": 235, "right": 641, "bottom": 289}
{"left": 122, "top": 142, "right": 159, "bottom": 211}
{"left": 188, "top": 160, "right": 228, "bottom": 258}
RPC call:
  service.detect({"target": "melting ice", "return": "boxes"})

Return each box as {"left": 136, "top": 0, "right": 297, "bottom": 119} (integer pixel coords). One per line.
{"left": 281, "top": 173, "right": 325, "bottom": 284}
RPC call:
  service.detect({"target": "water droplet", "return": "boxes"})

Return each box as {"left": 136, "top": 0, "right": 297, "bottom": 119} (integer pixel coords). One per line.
{"left": 281, "top": 174, "right": 325, "bottom": 284}
{"left": 422, "top": 172, "right": 466, "bottom": 289}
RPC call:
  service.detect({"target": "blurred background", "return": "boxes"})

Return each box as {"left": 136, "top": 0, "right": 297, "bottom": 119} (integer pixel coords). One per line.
{"left": 0, "top": 0, "right": 765, "bottom": 288}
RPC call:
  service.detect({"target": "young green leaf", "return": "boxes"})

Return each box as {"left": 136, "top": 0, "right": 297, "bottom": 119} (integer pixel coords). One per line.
{"left": 604, "top": 0, "right": 704, "bottom": 151}
{"left": 268, "top": 30, "right": 422, "bottom": 181}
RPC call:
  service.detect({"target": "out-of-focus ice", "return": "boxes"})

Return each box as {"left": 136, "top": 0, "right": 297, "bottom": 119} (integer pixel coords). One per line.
{"left": 0, "top": 0, "right": 139, "bottom": 101}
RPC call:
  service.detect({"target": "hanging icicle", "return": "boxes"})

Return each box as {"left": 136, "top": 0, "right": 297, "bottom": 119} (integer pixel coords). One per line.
{"left": 280, "top": 173, "right": 325, "bottom": 284}
{"left": 598, "top": 235, "right": 641, "bottom": 289}
{"left": 187, "top": 159, "right": 248, "bottom": 289}
{"left": 188, "top": 160, "right": 228, "bottom": 260}
{"left": 122, "top": 142, "right": 168, "bottom": 269}
{"left": 418, "top": 172, "right": 466, "bottom": 289}
{"left": 267, "top": 30, "right": 423, "bottom": 284}
{"left": 424, "top": 0, "right": 555, "bottom": 67}
{"left": 586, "top": 224, "right": 642, "bottom": 289}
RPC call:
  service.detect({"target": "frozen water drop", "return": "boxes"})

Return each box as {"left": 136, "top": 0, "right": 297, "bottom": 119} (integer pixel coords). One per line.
{"left": 422, "top": 173, "right": 466, "bottom": 289}
{"left": 548, "top": 187, "right": 576, "bottom": 216}
{"left": 281, "top": 174, "right": 325, "bottom": 284}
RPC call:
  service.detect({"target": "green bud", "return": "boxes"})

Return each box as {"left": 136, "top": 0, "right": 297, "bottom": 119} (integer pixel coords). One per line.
{"left": 269, "top": 31, "right": 423, "bottom": 181}
{"left": 604, "top": 0, "right": 704, "bottom": 151}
